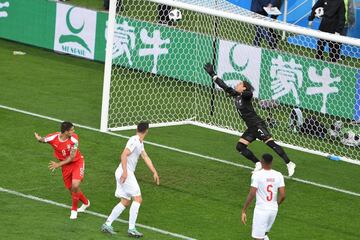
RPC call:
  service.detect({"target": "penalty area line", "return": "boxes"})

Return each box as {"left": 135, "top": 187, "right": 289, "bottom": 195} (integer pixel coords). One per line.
{"left": 0, "top": 187, "right": 197, "bottom": 240}
{"left": 1, "top": 104, "right": 359, "bottom": 198}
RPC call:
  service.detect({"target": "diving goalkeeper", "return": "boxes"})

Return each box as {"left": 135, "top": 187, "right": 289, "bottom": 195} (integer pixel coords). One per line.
{"left": 204, "top": 63, "right": 296, "bottom": 176}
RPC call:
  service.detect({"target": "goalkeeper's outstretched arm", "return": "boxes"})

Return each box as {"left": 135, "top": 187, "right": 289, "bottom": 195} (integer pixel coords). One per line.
{"left": 203, "top": 63, "right": 239, "bottom": 97}
{"left": 213, "top": 77, "right": 239, "bottom": 97}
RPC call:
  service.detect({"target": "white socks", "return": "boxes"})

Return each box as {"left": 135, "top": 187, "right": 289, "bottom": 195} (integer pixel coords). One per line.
{"left": 105, "top": 202, "right": 126, "bottom": 226}
{"left": 264, "top": 235, "right": 270, "bottom": 240}
{"left": 105, "top": 201, "right": 141, "bottom": 229}
{"left": 128, "top": 201, "right": 141, "bottom": 229}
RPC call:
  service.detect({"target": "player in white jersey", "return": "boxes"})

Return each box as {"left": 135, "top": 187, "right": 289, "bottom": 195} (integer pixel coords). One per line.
{"left": 101, "top": 122, "right": 160, "bottom": 238}
{"left": 241, "top": 153, "right": 286, "bottom": 240}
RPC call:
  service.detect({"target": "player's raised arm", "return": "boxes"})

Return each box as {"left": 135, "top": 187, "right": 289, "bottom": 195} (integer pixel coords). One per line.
{"left": 120, "top": 148, "right": 131, "bottom": 183}
{"left": 203, "top": 63, "right": 239, "bottom": 97}
{"left": 141, "top": 150, "right": 160, "bottom": 185}
{"left": 34, "top": 132, "right": 46, "bottom": 143}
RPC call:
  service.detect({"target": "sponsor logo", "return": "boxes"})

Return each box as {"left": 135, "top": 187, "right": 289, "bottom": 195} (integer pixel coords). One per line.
{"left": 217, "top": 40, "right": 261, "bottom": 97}
{"left": 59, "top": 7, "right": 91, "bottom": 53}
{"left": 0, "top": 1, "right": 9, "bottom": 18}
{"left": 54, "top": 3, "right": 96, "bottom": 59}
{"left": 106, "top": 20, "right": 170, "bottom": 74}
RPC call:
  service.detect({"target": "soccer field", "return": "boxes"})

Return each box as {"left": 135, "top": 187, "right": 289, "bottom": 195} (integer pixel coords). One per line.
{"left": 0, "top": 38, "right": 360, "bottom": 240}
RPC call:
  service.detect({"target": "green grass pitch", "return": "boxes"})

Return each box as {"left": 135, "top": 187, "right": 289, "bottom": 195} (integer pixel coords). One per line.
{"left": 1, "top": 36, "right": 360, "bottom": 240}
{"left": 1, "top": 1, "right": 359, "bottom": 239}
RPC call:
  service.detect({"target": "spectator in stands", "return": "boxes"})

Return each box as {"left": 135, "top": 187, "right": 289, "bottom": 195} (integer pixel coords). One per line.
{"left": 343, "top": 0, "right": 356, "bottom": 36}
{"left": 269, "top": 0, "right": 283, "bottom": 49}
{"left": 338, "top": 0, "right": 356, "bottom": 59}
{"left": 251, "top": 0, "right": 282, "bottom": 49}
{"left": 308, "top": 0, "right": 345, "bottom": 62}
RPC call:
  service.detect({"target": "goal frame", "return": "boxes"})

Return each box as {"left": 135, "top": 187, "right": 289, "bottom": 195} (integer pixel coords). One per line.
{"left": 100, "top": 0, "right": 360, "bottom": 165}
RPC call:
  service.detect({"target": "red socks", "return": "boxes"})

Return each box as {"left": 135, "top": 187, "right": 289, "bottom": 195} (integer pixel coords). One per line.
{"left": 71, "top": 191, "right": 88, "bottom": 211}
{"left": 71, "top": 192, "right": 80, "bottom": 211}
{"left": 78, "top": 191, "right": 88, "bottom": 205}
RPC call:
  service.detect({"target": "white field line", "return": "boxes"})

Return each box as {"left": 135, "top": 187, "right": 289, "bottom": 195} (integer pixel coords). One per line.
{"left": 1, "top": 104, "right": 359, "bottom": 197}
{"left": 0, "top": 187, "right": 196, "bottom": 240}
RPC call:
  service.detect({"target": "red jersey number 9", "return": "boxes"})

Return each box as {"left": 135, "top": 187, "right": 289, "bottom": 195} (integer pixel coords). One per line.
{"left": 62, "top": 149, "right": 67, "bottom": 157}
{"left": 266, "top": 184, "right": 273, "bottom": 201}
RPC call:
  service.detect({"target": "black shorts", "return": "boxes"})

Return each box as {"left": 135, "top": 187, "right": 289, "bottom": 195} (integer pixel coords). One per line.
{"left": 241, "top": 124, "right": 272, "bottom": 143}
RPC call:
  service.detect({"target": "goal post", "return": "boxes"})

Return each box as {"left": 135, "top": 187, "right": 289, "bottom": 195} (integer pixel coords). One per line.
{"left": 101, "top": 0, "right": 360, "bottom": 163}
{"left": 100, "top": 0, "right": 117, "bottom": 132}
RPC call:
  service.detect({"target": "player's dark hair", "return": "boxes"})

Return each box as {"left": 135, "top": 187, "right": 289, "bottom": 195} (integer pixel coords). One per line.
{"left": 262, "top": 153, "right": 273, "bottom": 164}
{"left": 61, "top": 121, "right": 74, "bottom": 133}
{"left": 137, "top": 122, "right": 149, "bottom": 133}
{"left": 243, "top": 81, "right": 254, "bottom": 92}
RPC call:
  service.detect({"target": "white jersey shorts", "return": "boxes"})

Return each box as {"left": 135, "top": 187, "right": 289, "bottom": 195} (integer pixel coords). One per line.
{"left": 115, "top": 166, "right": 141, "bottom": 200}
{"left": 252, "top": 207, "right": 278, "bottom": 239}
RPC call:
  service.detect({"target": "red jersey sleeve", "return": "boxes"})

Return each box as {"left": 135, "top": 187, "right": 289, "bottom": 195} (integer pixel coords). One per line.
{"left": 44, "top": 132, "right": 59, "bottom": 144}
{"left": 70, "top": 133, "right": 79, "bottom": 150}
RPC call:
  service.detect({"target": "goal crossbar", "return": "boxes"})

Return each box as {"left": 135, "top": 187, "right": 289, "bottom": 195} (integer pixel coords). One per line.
{"left": 149, "top": 0, "right": 360, "bottom": 47}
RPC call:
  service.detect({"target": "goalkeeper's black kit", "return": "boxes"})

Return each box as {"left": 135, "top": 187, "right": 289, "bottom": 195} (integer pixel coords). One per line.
{"left": 206, "top": 65, "right": 293, "bottom": 168}
{"left": 214, "top": 77, "right": 271, "bottom": 142}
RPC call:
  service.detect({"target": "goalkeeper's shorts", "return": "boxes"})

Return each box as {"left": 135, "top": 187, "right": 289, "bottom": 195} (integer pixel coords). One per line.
{"left": 241, "top": 123, "right": 272, "bottom": 142}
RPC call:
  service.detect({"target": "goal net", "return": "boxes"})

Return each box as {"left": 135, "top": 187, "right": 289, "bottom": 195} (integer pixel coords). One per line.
{"left": 101, "top": 0, "right": 360, "bottom": 163}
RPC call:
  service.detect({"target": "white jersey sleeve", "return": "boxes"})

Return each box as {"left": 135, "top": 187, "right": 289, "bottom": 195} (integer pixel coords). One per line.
{"left": 278, "top": 173, "right": 285, "bottom": 188}
{"left": 44, "top": 133, "right": 58, "bottom": 143}
{"left": 251, "top": 174, "right": 259, "bottom": 188}
{"left": 123, "top": 135, "right": 144, "bottom": 172}
{"left": 125, "top": 137, "right": 137, "bottom": 152}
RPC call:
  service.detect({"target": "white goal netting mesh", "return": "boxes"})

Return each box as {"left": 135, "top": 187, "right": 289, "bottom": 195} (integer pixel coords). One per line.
{"left": 104, "top": 0, "right": 360, "bottom": 161}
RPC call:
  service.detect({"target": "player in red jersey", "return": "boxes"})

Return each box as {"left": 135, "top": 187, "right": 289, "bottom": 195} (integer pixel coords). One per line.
{"left": 34, "top": 121, "right": 90, "bottom": 220}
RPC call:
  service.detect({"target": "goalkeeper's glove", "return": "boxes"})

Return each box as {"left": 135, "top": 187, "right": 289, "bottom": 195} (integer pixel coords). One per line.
{"left": 204, "top": 63, "right": 216, "bottom": 78}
